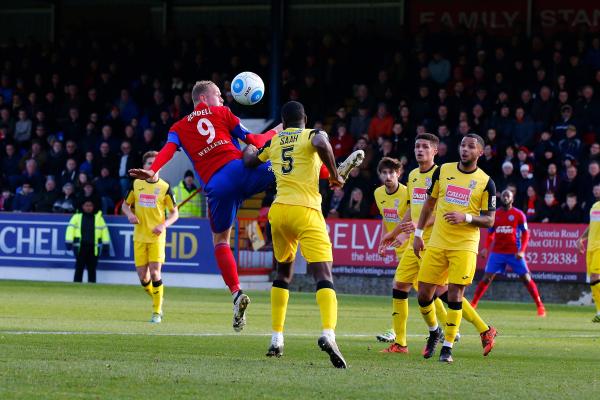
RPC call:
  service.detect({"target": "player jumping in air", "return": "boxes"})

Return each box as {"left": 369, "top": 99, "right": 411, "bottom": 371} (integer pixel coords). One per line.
{"left": 413, "top": 134, "right": 497, "bottom": 363}
{"left": 122, "top": 151, "right": 179, "bottom": 323}
{"left": 129, "top": 80, "right": 280, "bottom": 331}
{"left": 244, "top": 101, "right": 350, "bottom": 368}
{"left": 576, "top": 185, "right": 600, "bottom": 323}
{"left": 471, "top": 189, "right": 546, "bottom": 316}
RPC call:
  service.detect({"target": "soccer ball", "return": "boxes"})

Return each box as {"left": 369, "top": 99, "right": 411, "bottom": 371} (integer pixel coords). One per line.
{"left": 231, "top": 71, "right": 265, "bottom": 105}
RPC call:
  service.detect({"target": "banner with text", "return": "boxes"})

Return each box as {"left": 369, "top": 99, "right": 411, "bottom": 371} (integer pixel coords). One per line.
{"left": 0, "top": 213, "right": 218, "bottom": 274}
{"left": 327, "top": 219, "right": 588, "bottom": 282}
{"left": 409, "top": 0, "right": 527, "bottom": 34}
{"left": 533, "top": 1, "right": 600, "bottom": 32}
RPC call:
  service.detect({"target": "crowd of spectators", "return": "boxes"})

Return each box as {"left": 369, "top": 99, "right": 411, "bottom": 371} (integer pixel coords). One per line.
{"left": 1, "top": 28, "right": 600, "bottom": 223}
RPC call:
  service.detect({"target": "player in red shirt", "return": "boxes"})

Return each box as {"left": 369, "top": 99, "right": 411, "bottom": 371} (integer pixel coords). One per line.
{"left": 471, "top": 189, "right": 546, "bottom": 316}
{"left": 129, "top": 80, "right": 282, "bottom": 332}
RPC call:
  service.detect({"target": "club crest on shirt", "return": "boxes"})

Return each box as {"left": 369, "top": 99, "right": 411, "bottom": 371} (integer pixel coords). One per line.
{"left": 394, "top": 199, "right": 400, "bottom": 209}
{"left": 425, "top": 177, "right": 432, "bottom": 189}
{"left": 154, "top": 188, "right": 161, "bottom": 195}
{"left": 469, "top": 179, "right": 477, "bottom": 189}
{"left": 508, "top": 214, "right": 515, "bottom": 221}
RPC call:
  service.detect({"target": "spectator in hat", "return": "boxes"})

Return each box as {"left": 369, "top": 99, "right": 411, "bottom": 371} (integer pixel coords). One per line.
{"left": 496, "top": 161, "right": 516, "bottom": 193}
{"left": 517, "top": 164, "right": 536, "bottom": 207}
{"left": 12, "top": 181, "right": 35, "bottom": 212}
{"left": 553, "top": 104, "right": 577, "bottom": 141}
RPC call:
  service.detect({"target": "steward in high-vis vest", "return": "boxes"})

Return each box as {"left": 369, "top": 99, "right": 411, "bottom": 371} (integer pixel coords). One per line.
{"left": 65, "top": 200, "right": 111, "bottom": 283}
{"left": 172, "top": 170, "right": 203, "bottom": 218}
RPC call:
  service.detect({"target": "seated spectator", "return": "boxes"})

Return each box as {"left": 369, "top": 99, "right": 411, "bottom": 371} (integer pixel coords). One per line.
{"left": 353, "top": 137, "right": 375, "bottom": 179}
{"left": 558, "top": 125, "right": 582, "bottom": 161}
{"left": 327, "top": 186, "right": 345, "bottom": 218}
{"left": 341, "top": 188, "right": 370, "bottom": 219}
{"left": 331, "top": 106, "right": 349, "bottom": 133}
{"left": 76, "top": 182, "right": 101, "bottom": 211}
{"left": 79, "top": 151, "right": 96, "bottom": 177}
{"left": 367, "top": 103, "right": 394, "bottom": 141}
{"left": 1, "top": 143, "right": 20, "bottom": 184}
{"left": 330, "top": 125, "right": 354, "bottom": 162}
{"left": 390, "top": 122, "right": 410, "bottom": 157}
{"left": 479, "top": 144, "right": 500, "bottom": 180}
{"left": 349, "top": 106, "right": 371, "bottom": 139}
{"left": 539, "top": 163, "right": 560, "bottom": 196}
{"left": 553, "top": 104, "right": 577, "bottom": 141}
{"left": 97, "top": 141, "right": 118, "bottom": 173}
{"left": 558, "top": 164, "right": 583, "bottom": 204}
{"left": 538, "top": 191, "right": 561, "bottom": 223}
{"left": 46, "top": 140, "right": 67, "bottom": 177}
{"left": 512, "top": 107, "right": 535, "bottom": 148}
{"left": 94, "top": 166, "right": 120, "bottom": 215}
{"left": 53, "top": 182, "right": 77, "bottom": 214}
{"left": 12, "top": 181, "right": 35, "bottom": 212}
{"left": 59, "top": 158, "right": 78, "bottom": 187}
{"left": 34, "top": 176, "right": 60, "bottom": 213}
{"left": 0, "top": 187, "right": 13, "bottom": 211}
{"left": 11, "top": 159, "right": 44, "bottom": 192}
{"left": 436, "top": 141, "right": 451, "bottom": 164}
{"left": 561, "top": 193, "right": 584, "bottom": 223}
{"left": 524, "top": 185, "right": 542, "bottom": 222}
{"left": 517, "top": 164, "right": 536, "bottom": 207}
{"left": 496, "top": 161, "right": 516, "bottom": 193}
{"left": 19, "top": 139, "right": 47, "bottom": 172}
{"left": 14, "top": 109, "right": 32, "bottom": 149}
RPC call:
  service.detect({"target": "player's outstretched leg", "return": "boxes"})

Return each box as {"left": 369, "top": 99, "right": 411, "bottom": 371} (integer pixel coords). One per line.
{"left": 267, "top": 279, "right": 290, "bottom": 357}
{"left": 337, "top": 149, "right": 365, "bottom": 180}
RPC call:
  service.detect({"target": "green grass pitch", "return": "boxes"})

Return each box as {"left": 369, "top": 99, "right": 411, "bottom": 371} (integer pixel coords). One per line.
{"left": 0, "top": 280, "right": 599, "bottom": 399}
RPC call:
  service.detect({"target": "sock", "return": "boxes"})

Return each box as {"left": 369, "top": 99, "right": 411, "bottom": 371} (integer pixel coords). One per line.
{"left": 434, "top": 297, "right": 447, "bottom": 327}
{"left": 591, "top": 280, "right": 600, "bottom": 313}
{"left": 392, "top": 289, "right": 409, "bottom": 347}
{"left": 462, "top": 297, "right": 489, "bottom": 334}
{"left": 271, "top": 280, "right": 290, "bottom": 332}
{"left": 418, "top": 298, "right": 438, "bottom": 329}
{"left": 472, "top": 280, "right": 490, "bottom": 307}
{"left": 524, "top": 279, "right": 544, "bottom": 308}
{"left": 316, "top": 280, "right": 337, "bottom": 331}
{"left": 141, "top": 280, "right": 152, "bottom": 298}
{"left": 151, "top": 279, "right": 164, "bottom": 314}
{"left": 214, "top": 243, "right": 240, "bottom": 293}
{"left": 445, "top": 301, "right": 463, "bottom": 345}
{"left": 443, "top": 340, "right": 454, "bottom": 348}
{"left": 271, "top": 331, "right": 284, "bottom": 345}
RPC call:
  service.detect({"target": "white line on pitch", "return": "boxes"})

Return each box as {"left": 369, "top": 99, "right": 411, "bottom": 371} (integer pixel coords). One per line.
{"left": 1, "top": 331, "right": 599, "bottom": 339}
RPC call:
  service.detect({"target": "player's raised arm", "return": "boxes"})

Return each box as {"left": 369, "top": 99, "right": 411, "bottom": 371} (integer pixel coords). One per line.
{"left": 243, "top": 139, "right": 272, "bottom": 168}
{"left": 310, "top": 130, "right": 344, "bottom": 188}
{"left": 129, "top": 130, "right": 180, "bottom": 179}
{"left": 226, "top": 106, "right": 282, "bottom": 148}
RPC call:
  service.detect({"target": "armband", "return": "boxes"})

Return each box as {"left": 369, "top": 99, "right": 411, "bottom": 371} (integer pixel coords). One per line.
{"left": 414, "top": 229, "right": 424, "bottom": 238}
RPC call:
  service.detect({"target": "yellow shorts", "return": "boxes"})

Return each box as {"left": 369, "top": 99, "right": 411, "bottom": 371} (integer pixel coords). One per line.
{"left": 268, "top": 203, "right": 332, "bottom": 263}
{"left": 418, "top": 246, "right": 477, "bottom": 286}
{"left": 394, "top": 247, "right": 422, "bottom": 286}
{"left": 586, "top": 249, "right": 600, "bottom": 275}
{"left": 134, "top": 241, "right": 165, "bottom": 267}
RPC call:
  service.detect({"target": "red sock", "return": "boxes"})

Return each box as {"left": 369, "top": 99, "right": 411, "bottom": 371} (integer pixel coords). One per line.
{"left": 524, "top": 279, "right": 543, "bottom": 307}
{"left": 472, "top": 281, "right": 490, "bottom": 307}
{"left": 214, "top": 243, "right": 240, "bottom": 293}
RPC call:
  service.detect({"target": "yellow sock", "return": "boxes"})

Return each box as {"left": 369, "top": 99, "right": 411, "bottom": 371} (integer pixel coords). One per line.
{"left": 271, "top": 282, "right": 290, "bottom": 332}
{"left": 434, "top": 298, "right": 447, "bottom": 327}
{"left": 392, "top": 289, "right": 409, "bottom": 346}
{"left": 151, "top": 280, "right": 164, "bottom": 314}
{"left": 142, "top": 280, "right": 153, "bottom": 298}
{"left": 591, "top": 282, "right": 600, "bottom": 313}
{"left": 419, "top": 300, "right": 437, "bottom": 329}
{"left": 316, "top": 282, "right": 337, "bottom": 331}
{"left": 445, "top": 307, "right": 463, "bottom": 344}
{"left": 462, "top": 297, "right": 489, "bottom": 334}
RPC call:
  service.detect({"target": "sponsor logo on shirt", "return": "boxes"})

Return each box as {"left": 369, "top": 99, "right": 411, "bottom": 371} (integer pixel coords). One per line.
{"left": 197, "top": 139, "right": 230, "bottom": 157}
{"left": 496, "top": 225, "right": 514, "bottom": 234}
{"left": 591, "top": 210, "right": 600, "bottom": 222}
{"left": 383, "top": 208, "right": 400, "bottom": 222}
{"left": 412, "top": 187, "right": 427, "bottom": 204}
{"left": 445, "top": 184, "right": 471, "bottom": 207}
{"left": 139, "top": 193, "right": 157, "bottom": 208}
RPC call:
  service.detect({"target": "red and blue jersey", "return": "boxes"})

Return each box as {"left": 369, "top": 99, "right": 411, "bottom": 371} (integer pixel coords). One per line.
{"left": 486, "top": 206, "right": 529, "bottom": 254}
{"left": 165, "top": 103, "right": 257, "bottom": 186}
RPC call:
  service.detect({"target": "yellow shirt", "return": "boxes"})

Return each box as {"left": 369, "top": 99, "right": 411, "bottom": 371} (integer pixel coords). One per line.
{"left": 258, "top": 127, "right": 323, "bottom": 211}
{"left": 407, "top": 164, "right": 439, "bottom": 243}
{"left": 427, "top": 162, "right": 496, "bottom": 253}
{"left": 588, "top": 201, "right": 600, "bottom": 252}
{"left": 125, "top": 178, "right": 176, "bottom": 243}
{"left": 374, "top": 183, "right": 409, "bottom": 253}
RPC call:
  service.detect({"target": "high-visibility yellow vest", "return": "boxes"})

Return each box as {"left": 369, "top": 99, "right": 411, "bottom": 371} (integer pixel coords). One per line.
{"left": 65, "top": 211, "right": 111, "bottom": 256}
{"left": 173, "top": 181, "right": 203, "bottom": 218}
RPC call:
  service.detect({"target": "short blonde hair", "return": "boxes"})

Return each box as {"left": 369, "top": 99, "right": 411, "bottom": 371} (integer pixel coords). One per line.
{"left": 192, "top": 80, "right": 216, "bottom": 105}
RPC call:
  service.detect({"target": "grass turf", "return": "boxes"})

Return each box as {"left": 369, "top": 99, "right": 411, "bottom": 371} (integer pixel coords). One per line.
{"left": 0, "top": 280, "right": 599, "bottom": 399}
